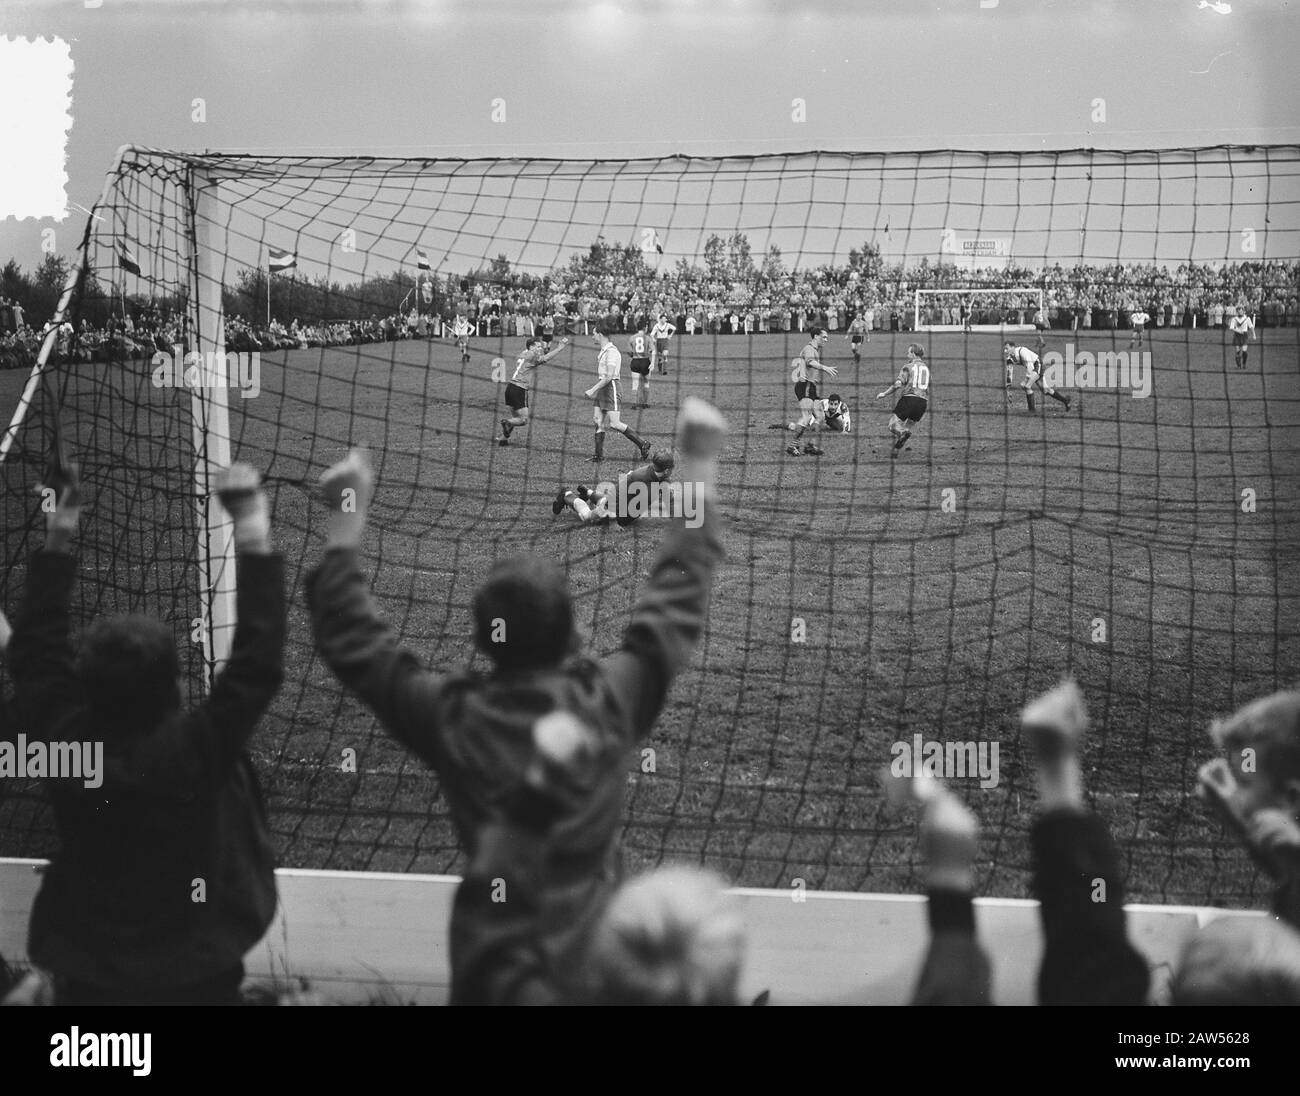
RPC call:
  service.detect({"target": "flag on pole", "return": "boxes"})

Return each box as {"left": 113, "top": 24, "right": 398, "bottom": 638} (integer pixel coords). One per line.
{"left": 268, "top": 248, "right": 297, "bottom": 273}
{"left": 417, "top": 249, "right": 432, "bottom": 271}
{"left": 118, "top": 242, "right": 141, "bottom": 276}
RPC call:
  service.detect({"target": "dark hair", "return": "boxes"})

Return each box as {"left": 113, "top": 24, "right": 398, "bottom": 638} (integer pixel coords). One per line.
{"left": 473, "top": 555, "right": 574, "bottom": 670}
{"left": 78, "top": 615, "right": 181, "bottom": 729}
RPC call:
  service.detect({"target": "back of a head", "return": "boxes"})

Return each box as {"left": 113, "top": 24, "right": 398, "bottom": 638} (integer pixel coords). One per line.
{"left": 1171, "top": 916, "right": 1300, "bottom": 1006}
{"left": 78, "top": 615, "right": 181, "bottom": 729}
{"left": 585, "top": 866, "right": 745, "bottom": 1005}
{"left": 473, "top": 555, "right": 573, "bottom": 671}
{"left": 1210, "top": 690, "right": 1300, "bottom": 786}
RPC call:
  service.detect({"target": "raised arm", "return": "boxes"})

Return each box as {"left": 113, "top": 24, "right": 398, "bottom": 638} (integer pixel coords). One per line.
{"left": 304, "top": 450, "right": 446, "bottom": 762}
{"left": 194, "top": 464, "right": 287, "bottom": 767}
{"left": 540, "top": 336, "right": 569, "bottom": 362}
{"left": 8, "top": 468, "right": 83, "bottom": 737}
{"left": 602, "top": 398, "right": 727, "bottom": 742}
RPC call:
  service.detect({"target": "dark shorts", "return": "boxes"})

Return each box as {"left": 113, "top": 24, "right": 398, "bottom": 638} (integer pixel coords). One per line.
{"left": 630, "top": 356, "right": 651, "bottom": 375}
{"left": 504, "top": 383, "right": 528, "bottom": 411}
{"left": 794, "top": 381, "right": 819, "bottom": 402}
{"left": 655, "top": 338, "right": 668, "bottom": 353}
{"left": 850, "top": 336, "right": 863, "bottom": 345}
{"left": 1233, "top": 332, "right": 1249, "bottom": 346}
{"left": 894, "top": 395, "right": 927, "bottom": 422}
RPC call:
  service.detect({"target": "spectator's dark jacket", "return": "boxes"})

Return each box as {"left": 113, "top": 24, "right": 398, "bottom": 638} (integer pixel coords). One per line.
{"left": 912, "top": 890, "right": 991, "bottom": 1005}
{"left": 8, "top": 549, "right": 285, "bottom": 992}
{"left": 1031, "top": 809, "right": 1150, "bottom": 1005}
{"left": 306, "top": 507, "right": 724, "bottom": 998}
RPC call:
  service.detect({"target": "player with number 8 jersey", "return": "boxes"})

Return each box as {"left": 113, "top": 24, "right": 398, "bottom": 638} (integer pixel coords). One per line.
{"left": 876, "top": 343, "right": 930, "bottom": 458}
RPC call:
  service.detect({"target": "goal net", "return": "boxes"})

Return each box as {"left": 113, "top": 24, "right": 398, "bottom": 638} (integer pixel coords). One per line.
{"left": 914, "top": 288, "right": 1044, "bottom": 332}
{"left": 1, "top": 146, "right": 1297, "bottom": 907}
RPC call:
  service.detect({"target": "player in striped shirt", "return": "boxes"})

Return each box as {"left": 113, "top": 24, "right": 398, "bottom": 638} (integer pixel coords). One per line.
{"left": 585, "top": 327, "right": 652, "bottom": 464}
{"left": 627, "top": 322, "right": 654, "bottom": 409}
{"left": 1229, "top": 306, "right": 1256, "bottom": 369}
{"left": 786, "top": 328, "right": 838, "bottom": 457}
{"left": 876, "top": 343, "right": 931, "bottom": 458}
{"left": 451, "top": 314, "right": 473, "bottom": 364}
{"left": 497, "top": 336, "right": 569, "bottom": 446}
{"left": 1004, "top": 341, "right": 1071, "bottom": 413}
{"left": 650, "top": 315, "right": 676, "bottom": 375}
{"left": 844, "top": 314, "right": 869, "bottom": 363}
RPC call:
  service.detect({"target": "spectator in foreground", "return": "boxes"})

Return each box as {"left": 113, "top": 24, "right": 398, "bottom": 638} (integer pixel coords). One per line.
{"left": 306, "top": 397, "right": 727, "bottom": 999}
{"left": 450, "top": 710, "right": 746, "bottom": 1005}
{"left": 1198, "top": 690, "right": 1300, "bottom": 929}
{"left": 6, "top": 461, "right": 286, "bottom": 1005}
{"left": 910, "top": 782, "right": 992, "bottom": 1005}
{"left": 1022, "top": 680, "right": 1151, "bottom": 1005}
{"left": 1170, "top": 914, "right": 1300, "bottom": 1005}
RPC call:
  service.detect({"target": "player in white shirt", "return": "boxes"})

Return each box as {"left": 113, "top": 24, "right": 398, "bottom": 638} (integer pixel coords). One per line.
{"left": 650, "top": 315, "right": 677, "bottom": 374}
{"left": 1129, "top": 310, "right": 1150, "bottom": 348}
{"left": 450, "top": 314, "right": 472, "bottom": 364}
{"left": 584, "top": 327, "right": 652, "bottom": 463}
{"left": 1004, "top": 342, "right": 1071, "bottom": 413}
{"left": 1229, "top": 306, "right": 1256, "bottom": 369}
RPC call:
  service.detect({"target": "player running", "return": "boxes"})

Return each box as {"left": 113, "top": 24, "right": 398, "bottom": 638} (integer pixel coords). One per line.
{"left": 1229, "top": 305, "right": 1256, "bottom": 369}
{"left": 876, "top": 343, "right": 930, "bottom": 458}
{"left": 451, "top": 313, "right": 472, "bottom": 364}
{"left": 844, "top": 314, "right": 869, "bottom": 363}
{"left": 650, "top": 314, "right": 676, "bottom": 375}
{"left": 1004, "top": 341, "right": 1071, "bottom": 413}
{"left": 627, "top": 322, "right": 654, "bottom": 408}
{"left": 552, "top": 449, "right": 675, "bottom": 526}
{"left": 586, "top": 327, "right": 652, "bottom": 464}
{"left": 497, "top": 335, "right": 570, "bottom": 446}
{"left": 786, "top": 327, "right": 838, "bottom": 457}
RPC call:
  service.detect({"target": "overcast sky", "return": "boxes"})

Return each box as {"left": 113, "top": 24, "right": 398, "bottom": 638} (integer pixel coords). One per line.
{"left": 2, "top": 0, "right": 1298, "bottom": 270}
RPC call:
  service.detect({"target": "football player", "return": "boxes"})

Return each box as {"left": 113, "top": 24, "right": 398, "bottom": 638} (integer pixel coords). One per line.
{"left": 586, "top": 327, "right": 652, "bottom": 463}
{"left": 786, "top": 327, "right": 838, "bottom": 457}
{"left": 497, "top": 336, "right": 570, "bottom": 445}
{"left": 876, "top": 343, "right": 930, "bottom": 458}
{"left": 552, "top": 450, "right": 675, "bottom": 526}
{"left": 1004, "top": 341, "right": 1071, "bottom": 413}
{"left": 1229, "top": 305, "right": 1256, "bottom": 369}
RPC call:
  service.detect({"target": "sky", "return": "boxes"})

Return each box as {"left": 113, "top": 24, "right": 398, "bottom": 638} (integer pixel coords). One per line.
{"left": 2, "top": 0, "right": 1298, "bottom": 274}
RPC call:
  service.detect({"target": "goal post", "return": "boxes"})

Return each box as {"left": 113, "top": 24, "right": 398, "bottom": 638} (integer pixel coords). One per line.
{"left": 913, "top": 287, "right": 1043, "bottom": 332}
{"left": 188, "top": 167, "right": 237, "bottom": 684}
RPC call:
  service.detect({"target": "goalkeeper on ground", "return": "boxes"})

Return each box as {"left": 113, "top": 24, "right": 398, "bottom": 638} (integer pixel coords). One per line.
{"left": 306, "top": 398, "right": 727, "bottom": 1001}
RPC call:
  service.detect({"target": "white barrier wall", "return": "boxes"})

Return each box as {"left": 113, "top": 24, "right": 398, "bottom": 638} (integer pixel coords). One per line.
{"left": 0, "top": 858, "right": 1264, "bottom": 1005}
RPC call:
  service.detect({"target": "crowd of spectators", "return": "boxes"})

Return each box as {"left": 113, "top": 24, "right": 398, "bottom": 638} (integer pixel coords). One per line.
{"left": 441, "top": 257, "right": 1300, "bottom": 338}
{"left": 2, "top": 258, "right": 1296, "bottom": 370}
{"left": 2, "top": 396, "right": 1299, "bottom": 1007}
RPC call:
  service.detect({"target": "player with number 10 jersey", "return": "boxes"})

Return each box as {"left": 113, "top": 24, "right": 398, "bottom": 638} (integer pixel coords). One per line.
{"left": 876, "top": 343, "right": 930, "bottom": 458}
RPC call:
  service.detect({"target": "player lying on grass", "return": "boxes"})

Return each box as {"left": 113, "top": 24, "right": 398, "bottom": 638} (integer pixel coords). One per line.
{"left": 497, "top": 335, "right": 569, "bottom": 446}
{"left": 786, "top": 327, "right": 837, "bottom": 457}
{"left": 1197, "top": 689, "right": 1300, "bottom": 930}
{"left": 785, "top": 395, "right": 851, "bottom": 434}
{"left": 450, "top": 709, "right": 747, "bottom": 1004}
{"left": 1004, "top": 341, "right": 1071, "bottom": 413}
{"left": 1021, "top": 680, "right": 1150, "bottom": 1005}
{"left": 552, "top": 448, "right": 675, "bottom": 526}
{"left": 587, "top": 326, "right": 652, "bottom": 463}
{"left": 6, "top": 459, "right": 285, "bottom": 1006}
{"left": 306, "top": 396, "right": 727, "bottom": 1000}
{"left": 876, "top": 343, "right": 930, "bottom": 458}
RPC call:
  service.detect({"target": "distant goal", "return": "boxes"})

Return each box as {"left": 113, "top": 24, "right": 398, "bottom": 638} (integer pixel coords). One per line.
{"left": 913, "top": 287, "right": 1043, "bottom": 332}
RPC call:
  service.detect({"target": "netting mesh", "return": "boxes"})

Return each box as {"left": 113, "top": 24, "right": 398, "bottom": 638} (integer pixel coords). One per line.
{"left": 1, "top": 146, "right": 1298, "bottom": 904}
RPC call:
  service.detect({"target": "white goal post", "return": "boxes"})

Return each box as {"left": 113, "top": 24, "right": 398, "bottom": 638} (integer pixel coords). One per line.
{"left": 912, "top": 288, "right": 1043, "bottom": 333}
